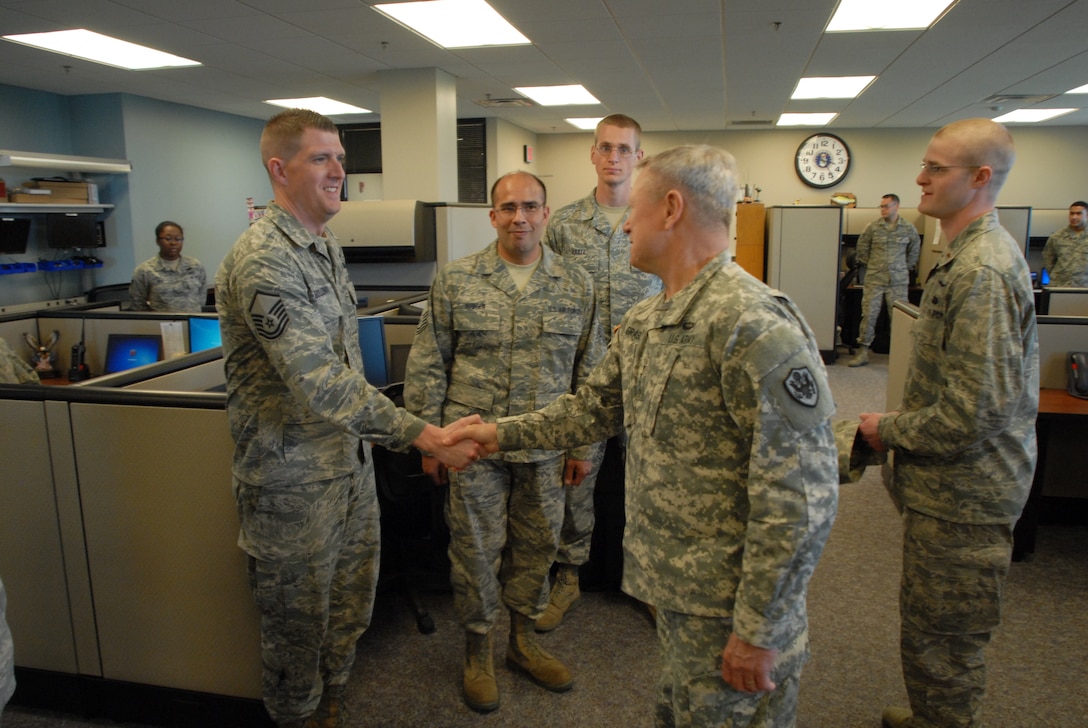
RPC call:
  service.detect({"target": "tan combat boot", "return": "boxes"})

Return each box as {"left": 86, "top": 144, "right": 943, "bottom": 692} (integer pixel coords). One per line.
{"left": 848, "top": 345, "right": 869, "bottom": 367}
{"left": 881, "top": 706, "right": 913, "bottom": 727}
{"left": 535, "top": 564, "right": 581, "bottom": 632}
{"left": 463, "top": 630, "right": 499, "bottom": 712}
{"left": 507, "top": 609, "right": 573, "bottom": 692}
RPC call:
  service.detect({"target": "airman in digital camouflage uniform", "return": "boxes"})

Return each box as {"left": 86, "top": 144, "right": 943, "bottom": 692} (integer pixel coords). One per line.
{"left": 404, "top": 171, "right": 603, "bottom": 713}
{"left": 216, "top": 109, "right": 479, "bottom": 728}
{"left": 860, "top": 119, "right": 1038, "bottom": 728}
{"left": 848, "top": 194, "right": 921, "bottom": 366}
{"left": 129, "top": 221, "right": 207, "bottom": 312}
{"left": 1041, "top": 200, "right": 1088, "bottom": 287}
{"left": 449, "top": 146, "right": 839, "bottom": 728}
{"left": 537, "top": 113, "right": 662, "bottom": 628}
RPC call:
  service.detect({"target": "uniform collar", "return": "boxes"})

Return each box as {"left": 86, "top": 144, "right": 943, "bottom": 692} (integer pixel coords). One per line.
{"left": 266, "top": 201, "right": 334, "bottom": 260}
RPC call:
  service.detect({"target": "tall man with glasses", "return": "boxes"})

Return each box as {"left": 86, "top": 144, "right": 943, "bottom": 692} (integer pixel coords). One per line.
{"left": 538, "top": 114, "right": 662, "bottom": 628}
{"left": 848, "top": 194, "right": 920, "bottom": 367}
{"left": 859, "top": 119, "right": 1038, "bottom": 728}
{"left": 405, "top": 171, "right": 603, "bottom": 713}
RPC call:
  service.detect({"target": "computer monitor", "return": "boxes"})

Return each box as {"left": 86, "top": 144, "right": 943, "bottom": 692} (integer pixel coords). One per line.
{"left": 46, "top": 212, "right": 97, "bottom": 249}
{"left": 0, "top": 217, "right": 31, "bottom": 254}
{"left": 357, "top": 315, "right": 389, "bottom": 387}
{"left": 188, "top": 316, "right": 222, "bottom": 352}
{"left": 103, "top": 333, "right": 163, "bottom": 374}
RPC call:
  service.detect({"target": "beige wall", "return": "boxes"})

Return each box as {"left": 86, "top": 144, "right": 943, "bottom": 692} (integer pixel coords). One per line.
{"left": 532, "top": 126, "right": 1088, "bottom": 214}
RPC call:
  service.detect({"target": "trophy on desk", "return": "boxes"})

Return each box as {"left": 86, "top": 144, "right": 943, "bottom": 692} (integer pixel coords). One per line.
{"left": 23, "top": 330, "right": 61, "bottom": 379}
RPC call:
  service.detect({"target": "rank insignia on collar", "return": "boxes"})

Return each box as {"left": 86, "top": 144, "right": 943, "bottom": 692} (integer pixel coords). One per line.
{"left": 249, "top": 290, "right": 289, "bottom": 340}
{"left": 784, "top": 367, "right": 818, "bottom": 407}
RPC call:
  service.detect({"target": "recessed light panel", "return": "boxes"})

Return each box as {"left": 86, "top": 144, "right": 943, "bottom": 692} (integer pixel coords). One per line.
{"left": 515, "top": 85, "right": 600, "bottom": 106}
{"left": 993, "top": 108, "right": 1076, "bottom": 123}
{"left": 3, "top": 29, "right": 200, "bottom": 70}
{"left": 826, "top": 0, "right": 955, "bottom": 31}
{"left": 777, "top": 113, "right": 838, "bottom": 126}
{"left": 792, "top": 76, "right": 875, "bottom": 100}
{"left": 265, "top": 97, "right": 372, "bottom": 116}
{"left": 373, "top": 0, "right": 530, "bottom": 49}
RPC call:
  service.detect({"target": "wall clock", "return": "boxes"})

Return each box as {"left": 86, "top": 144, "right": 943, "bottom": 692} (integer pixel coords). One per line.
{"left": 795, "top": 133, "right": 851, "bottom": 188}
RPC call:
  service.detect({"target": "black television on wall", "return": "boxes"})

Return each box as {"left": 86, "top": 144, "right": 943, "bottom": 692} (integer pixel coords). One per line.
{"left": 0, "top": 216, "right": 31, "bottom": 254}
{"left": 46, "top": 212, "right": 98, "bottom": 249}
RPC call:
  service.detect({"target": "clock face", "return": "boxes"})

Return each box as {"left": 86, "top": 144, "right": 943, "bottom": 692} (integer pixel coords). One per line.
{"left": 795, "top": 133, "right": 851, "bottom": 188}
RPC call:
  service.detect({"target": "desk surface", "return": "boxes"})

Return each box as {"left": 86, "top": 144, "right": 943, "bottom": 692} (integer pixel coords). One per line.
{"left": 1039, "top": 388, "right": 1088, "bottom": 416}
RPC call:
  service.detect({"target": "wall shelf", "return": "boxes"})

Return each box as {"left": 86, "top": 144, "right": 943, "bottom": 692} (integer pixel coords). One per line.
{"left": 0, "top": 203, "right": 113, "bottom": 214}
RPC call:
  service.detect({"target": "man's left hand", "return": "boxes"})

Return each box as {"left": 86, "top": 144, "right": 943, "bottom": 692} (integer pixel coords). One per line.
{"left": 721, "top": 633, "right": 777, "bottom": 693}
{"left": 564, "top": 458, "right": 592, "bottom": 486}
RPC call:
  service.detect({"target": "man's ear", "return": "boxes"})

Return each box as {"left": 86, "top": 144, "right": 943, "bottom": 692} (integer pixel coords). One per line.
{"left": 268, "top": 158, "right": 287, "bottom": 186}
{"left": 972, "top": 165, "right": 993, "bottom": 189}
{"left": 663, "top": 189, "right": 684, "bottom": 229}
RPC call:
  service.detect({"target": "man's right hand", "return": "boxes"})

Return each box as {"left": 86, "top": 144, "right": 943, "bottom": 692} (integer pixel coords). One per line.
{"left": 443, "top": 421, "right": 500, "bottom": 454}
{"left": 412, "top": 417, "right": 485, "bottom": 471}
{"left": 421, "top": 455, "right": 448, "bottom": 485}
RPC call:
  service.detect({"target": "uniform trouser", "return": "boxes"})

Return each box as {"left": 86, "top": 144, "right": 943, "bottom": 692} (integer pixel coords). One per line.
{"left": 857, "top": 281, "right": 908, "bottom": 347}
{"left": 899, "top": 509, "right": 1013, "bottom": 728}
{"left": 555, "top": 440, "right": 607, "bottom": 566}
{"left": 239, "top": 471, "right": 381, "bottom": 725}
{"left": 655, "top": 610, "right": 807, "bottom": 728}
{"left": 447, "top": 456, "right": 564, "bottom": 634}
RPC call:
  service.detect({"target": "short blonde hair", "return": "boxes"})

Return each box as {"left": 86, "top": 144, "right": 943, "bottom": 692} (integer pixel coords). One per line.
{"left": 260, "top": 108, "right": 338, "bottom": 169}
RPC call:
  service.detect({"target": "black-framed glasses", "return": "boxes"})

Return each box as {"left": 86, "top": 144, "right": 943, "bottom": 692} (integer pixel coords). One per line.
{"left": 495, "top": 202, "right": 544, "bottom": 216}
{"left": 919, "top": 162, "right": 979, "bottom": 175}
{"left": 594, "top": 143, "right": 636, "bottom": 158}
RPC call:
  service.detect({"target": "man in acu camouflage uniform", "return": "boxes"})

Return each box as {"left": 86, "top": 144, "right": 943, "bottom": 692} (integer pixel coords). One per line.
{"left": 859, "top": 118, "right": 1039, "bottom": 728}
{"left": 216, "top": 108, "right": 479, "bottom": 728}
{"left": 129, "top": 220, "right": 207, "bottom": 312}
{"left": 448, "top": 146, "right": 839, "bottom": 728}
{"left": 404, "top": 171, "right": 603, "bottom": 713}
{"left": 848, "top": 193, "right": 920, "bottom": 367}
{"left": 538, "top": 113, "right": 661, "bottom": 628}
{"left": 1041, "top": 200, "right": 1088, "bottom": 287}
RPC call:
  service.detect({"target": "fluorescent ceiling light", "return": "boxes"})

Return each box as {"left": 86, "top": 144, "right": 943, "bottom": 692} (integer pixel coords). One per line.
{"left": 2, "top": 29, "right": 199, "bottom": 70}
{"left": 565, "top": 117, "right": 604, "bottom": 130}
{"left": 992, "top": 108, "right": 1077, "bottom": 123}
{"left": 1065, "top": 83, "right": 1088, "bottom": 94}
{"left": 792, "top": 76, "right": 875, "bottom": 99}
{"left": 827, "top": 0, "right": 955, "bottom": 31}
{"left": 515, "top": 85, "right": 600, "bottom": 106}
{"left": 265, "top": 97, "right": 372, "bottom": 116}
{"left": 777, "top": 113, "right": 838, "bottom": 126}
{"left": 373, "top": 0, "right": 529, "bottom": 49}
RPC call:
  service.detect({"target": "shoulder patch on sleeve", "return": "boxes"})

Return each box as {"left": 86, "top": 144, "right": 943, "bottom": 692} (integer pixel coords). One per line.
{"left": 249, "top": 290, "right": 289, "bottom": 340}
{"left": 783, "top": 367, "right": 819, "bottom": 407}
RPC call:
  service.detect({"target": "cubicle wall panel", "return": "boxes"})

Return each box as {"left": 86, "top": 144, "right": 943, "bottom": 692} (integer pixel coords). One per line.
{"left": 70, "top": 403, "right": 261, "bottom": 698}
{"left": 0, "top": 399, "right": 80, "bottom": 673}
{"left": 887, "top": 304, "right": 918, "bottom": 410}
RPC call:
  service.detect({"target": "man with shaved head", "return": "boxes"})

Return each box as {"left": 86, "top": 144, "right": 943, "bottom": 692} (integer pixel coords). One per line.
{"left": 859, "top": 119, "right": 1038, "bottom": 728}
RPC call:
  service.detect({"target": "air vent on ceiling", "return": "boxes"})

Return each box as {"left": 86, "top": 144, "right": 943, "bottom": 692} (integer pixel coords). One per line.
{"left": 982, "top": 94, "right": 1056, "bottom": 105}
{"left": 730, "top": 119, "right": 774, "bottom": 126}
{"left": 476, "top": 97, "right": 534, "bottom": 108}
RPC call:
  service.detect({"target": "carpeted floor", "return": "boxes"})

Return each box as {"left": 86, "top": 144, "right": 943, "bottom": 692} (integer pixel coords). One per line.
{"left": 4, "top": 351, "right": 1086, "bottom": 727}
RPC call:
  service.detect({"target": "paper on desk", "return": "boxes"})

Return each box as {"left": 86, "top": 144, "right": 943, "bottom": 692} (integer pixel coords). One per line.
{"left": 161, "top": 320, "right": 186, "bottom": 358}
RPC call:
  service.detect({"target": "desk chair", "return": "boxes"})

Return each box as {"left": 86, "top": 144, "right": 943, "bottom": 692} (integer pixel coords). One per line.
{"left": 372, "top": 382, "right": 450, "bottom": 634}
{"left": 86, "top": 282, "right": 132, "bottom": 309}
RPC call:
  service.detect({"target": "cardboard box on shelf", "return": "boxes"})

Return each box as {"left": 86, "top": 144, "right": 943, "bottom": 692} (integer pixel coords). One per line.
{"left": 24, "top": 179, "right": 91, "bottom": 203}
{"left": 8, "top": 190, "right": 54, "bottom": 203}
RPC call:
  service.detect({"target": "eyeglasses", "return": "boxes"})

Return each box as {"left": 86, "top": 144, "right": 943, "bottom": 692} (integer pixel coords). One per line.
{"left": 494, "top": 202, "right": 544, "bottom": 216}
{"left": 594, "top": 143, "right": 637, "bottom": 158}
{"left": 919, "top": 162, "right": 980, "bottom": 175}
{"left": 157, "top": 236, "right": 184, "bottom": 243}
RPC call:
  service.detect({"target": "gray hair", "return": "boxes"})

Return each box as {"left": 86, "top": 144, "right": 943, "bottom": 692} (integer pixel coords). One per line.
{"left": 637, "top": 145, "right": 739, "bottom": 229}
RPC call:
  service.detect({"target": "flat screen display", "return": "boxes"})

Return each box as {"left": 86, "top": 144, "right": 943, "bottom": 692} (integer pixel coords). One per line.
{"left": 104, "top": 334, "right": 163, "bottom": 374}
{"left": 188, "top": 317, "right": 222, "bottom": 352}
{"left": 46, "top": 212, "right": 97, "bottom": 249}
{"left": 0, "top": 217, "right": 31, "bottom": 254}
{"left": 357, "top": 315, "right": 389, "bottom": 388}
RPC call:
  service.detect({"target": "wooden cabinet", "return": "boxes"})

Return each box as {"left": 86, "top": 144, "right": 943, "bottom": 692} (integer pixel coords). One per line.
{"left": 734, "top": 202, "right": 766, "bottom": 281}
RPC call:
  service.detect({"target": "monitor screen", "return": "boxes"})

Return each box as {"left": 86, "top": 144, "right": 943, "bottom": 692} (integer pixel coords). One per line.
{"left": 188, "top": 317, "right": 222, "bottom": 352}
{"left": 0, "top": 217, "right": 31, "bottom": 254}
{"left": 357, "top": 315, "right": 389, "bottom": 388}
{"left": 46, "top": 212, "right": 97, "bottom": 249}
{"left": 104, "top": 334, "right": 163, "bottom": 374}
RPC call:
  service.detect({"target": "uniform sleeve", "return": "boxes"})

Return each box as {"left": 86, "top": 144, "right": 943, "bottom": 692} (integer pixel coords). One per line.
{"left": 906, "top": 225, "right": 921, "bottom": 272}
{"left": 1042, "top": 235, "right": 1058, "bottom": 273}
{"left": 855, "top": 223, "right": 873, "bottom": 267}
{"left": 567, "top": 275, "right": 606, "bottom": 462}
{"left": 234, "top": 247, "right": 425, "bottom": 450}
{"left": 129, "top": 265, "right": 150, "bottom": 311}
{"left": 879, "top": 266, "right": 1029, "bottom": 457}
{"left": 724, "top": 313, "right": 838, "bottom": 649}
{"left": 403, "top": 272, "right": 455, "bottom": 425}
